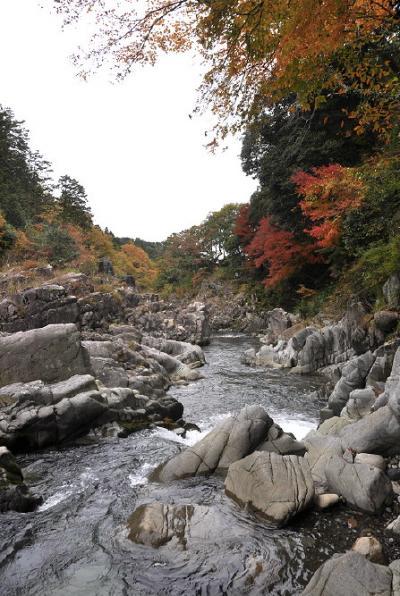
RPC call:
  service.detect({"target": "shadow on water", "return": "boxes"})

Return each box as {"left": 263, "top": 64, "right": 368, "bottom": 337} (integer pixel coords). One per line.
{"left": 0, "top": 334, "right": 331, "bottom": 595}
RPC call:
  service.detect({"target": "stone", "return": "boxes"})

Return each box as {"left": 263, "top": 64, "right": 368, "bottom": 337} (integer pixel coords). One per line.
{"left": 257, "top": 426, "right": 306, "bottom": 456}
{"left": 354, "top": 453, "right": 386, "bottom": 470}
{"left": 351, "top": 536, "right": 384, "bottom": 563}
{"left": 314, "top": 493, "right": 340, "bottom": 510}
{"left": 328, "top": 352, "right": 376, "bottom": 415}
{"left": 341, "top": 387, "right": 375, "bottom": 420}
{"left": 302, "top": 552, "right": 392, "bottom": 596}
{"left": 390, "top": 560, "right": 400, "bottom": 596}
{"left": 386, "top": 515, "right": 400, "bottom": 535}
{"left": 339, "top": 403, "right": 400, "bottom": 456}
{"left": 374, "top": 310, "right": 399, "bottom": 334}
{"left": 225, "top": 451, "right": 314, "bottom": 527}
{"left": 127, "top": 503, "right": 247, "bottom": 548}
{"left": 383, "top": 273, "right": 400, "bottom": 308}
{"left": 324, "top": 454, "right": 392, "bottom": 513}
{"left": 153, "top": 405, "right": 273, "bottom": 482}
{"left": 0, "top": 285, "right": 79, "bottom": 333}
{"left": 0, "top": 323, "right": 90, "bottom": 386}
{"left": 0, "top": 446, "right": 41, "bottom": 512}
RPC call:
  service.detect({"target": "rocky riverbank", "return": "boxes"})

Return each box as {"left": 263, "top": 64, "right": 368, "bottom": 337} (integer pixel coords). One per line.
{"left": 0, "top": 268, "right": 210, "bottom": 511}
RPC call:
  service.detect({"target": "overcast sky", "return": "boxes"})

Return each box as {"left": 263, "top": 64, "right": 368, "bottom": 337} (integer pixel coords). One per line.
{"left": 0, "top": 1, "right": 257, "bottom": 241}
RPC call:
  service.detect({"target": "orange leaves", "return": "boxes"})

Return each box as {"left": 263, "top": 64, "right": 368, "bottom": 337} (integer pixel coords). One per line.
{"left": 243, "top": 216, "right": 319, "bottom": 287}
{"left": 55, "top": 0, "right": 400, "bottom": 142}
{"left": 292, "top": 164, "right": 365, "bottom": 249}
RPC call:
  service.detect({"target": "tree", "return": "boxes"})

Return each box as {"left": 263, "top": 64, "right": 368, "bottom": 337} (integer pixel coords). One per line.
{"left": 292, "top": 164, "right": 365, "bottom": 249}
{"left": 0, "top": 105, "right": 53, "bottom": 228}
{"left": 54, "top": 0, "right": 400, "bottom": 141}
{"left": 241, "top": 94, "right": 376, "bottom": 233}
{"left": 58, "top": 175, "right": 93, "bottom": 228}
{"left": 244, "top": 216, "right": 320, "bottom": 288}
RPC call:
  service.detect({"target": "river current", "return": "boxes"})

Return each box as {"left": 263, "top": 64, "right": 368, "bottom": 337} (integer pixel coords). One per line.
{"left": 0, "top": 334, "right": 328, "bottom": 595}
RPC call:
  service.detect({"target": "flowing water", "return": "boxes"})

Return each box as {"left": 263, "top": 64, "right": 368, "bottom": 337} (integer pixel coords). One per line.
{"left": 0, "top": 334, "right": 329, "bottom": 596}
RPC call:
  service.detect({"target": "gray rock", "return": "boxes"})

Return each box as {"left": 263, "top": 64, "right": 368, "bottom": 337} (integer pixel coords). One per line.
{"left": 339, "top": 402, "right": 400, "bottom": 456}
{"left": 367, "top": 339, "right": 400, "bottom": 395}
{"left": 225, "top": 451, "right": 314, "bottom": 526}
{"left": 0, "top": 323, "right": 90, "bottom": 386}
{"left": 354, "top": 453, "right": 386, "bottom": 470}
{"left": 257, "top": 423, "right": 306, "bottom": 456}
{"left": 374, "top": 310, "right": 399, "bottom": 334}
{"left": 0, "top": 285, "right": 79, "bottom": 333}
{"left": 127, "top": 503, "right": 246, "bottom": 548}
{"left": 328, "top": 351, "right": 375, "bottom": 415}
{"left": 386, "top": 515, "right": 400, "bottom": 535}
{"left": 302, "top": 551, "right": 392, "bottom": 596}
{"left": 154, "top": 405, "right": 273, "bottom": 482}
{"left": 390, "top": 560, "right": 400, "bottom": 596}
{"left": 0, "top": 446, "right": 41, "bottom": 512}
{"left": 324, "top": 454, "right": 392, "bottom": 513}
{"left": 341, "top": 387, "right": 375, "bottom": 420}
{"left": 383, "top": 273, "right": 400, "bottom": 308}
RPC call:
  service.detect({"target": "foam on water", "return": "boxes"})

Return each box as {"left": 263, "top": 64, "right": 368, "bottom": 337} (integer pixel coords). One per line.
{"left": 38, "top": 487, "right": 74, "bottom": 512}
{"left": 274, "top": 416, "right": 316, "bottom": 440}
{"left": 128, "top": 462, "right": 156, "bottom": 487}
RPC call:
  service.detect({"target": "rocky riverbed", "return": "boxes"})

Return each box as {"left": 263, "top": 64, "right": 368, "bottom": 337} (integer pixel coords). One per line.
{"left": 1, "top": 269, "right": 400, "bottom": 594}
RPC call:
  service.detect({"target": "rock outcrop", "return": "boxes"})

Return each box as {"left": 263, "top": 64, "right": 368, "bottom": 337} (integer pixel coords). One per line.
{"left": 0, "top": 323, "right": 89, "bottom": 386}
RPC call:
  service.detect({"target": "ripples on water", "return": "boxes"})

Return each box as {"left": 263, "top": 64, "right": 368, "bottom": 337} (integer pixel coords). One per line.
{"left": 0, "top": 335, "right": 327, "bottom": 595}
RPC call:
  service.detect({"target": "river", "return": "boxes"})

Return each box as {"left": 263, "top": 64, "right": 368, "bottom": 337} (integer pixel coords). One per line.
{"left": 0, "top": 334, "right": 329, "bottom": 595}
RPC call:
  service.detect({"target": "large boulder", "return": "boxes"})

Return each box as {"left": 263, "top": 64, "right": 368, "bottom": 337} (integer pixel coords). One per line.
{"left": 302, "top": 551, "right": 393, "bottom": 596}
{"left": 153, "top": 405, "right": 273, "bottom": 482}
{"left": 324, "top": 454, "right": 392, "bottom": 513}
{"left": 0, "top": 323, "right": 90, "bottom": 386}
{"left": 225, "top": 451, "right": 314, "bottom": 526}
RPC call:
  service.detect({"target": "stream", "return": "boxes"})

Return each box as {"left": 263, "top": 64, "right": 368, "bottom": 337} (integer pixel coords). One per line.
{"left": 0, "top": 334, "right": 330, "bottom": 595}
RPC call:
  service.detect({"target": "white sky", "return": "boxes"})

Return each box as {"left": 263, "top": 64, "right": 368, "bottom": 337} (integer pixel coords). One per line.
{"left": 0, "top": 0, "right": 257, "bottom": 241}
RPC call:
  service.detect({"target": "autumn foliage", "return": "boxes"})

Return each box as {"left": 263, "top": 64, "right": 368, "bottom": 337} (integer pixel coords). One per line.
{"left": 292, "top": 165, "right": 365, "bottom": 249}
{"left": 55, "top": 0, "right": 400, "bottom": 141}
{"left": 244, "top": 217, "right": 320, "bottom": 288}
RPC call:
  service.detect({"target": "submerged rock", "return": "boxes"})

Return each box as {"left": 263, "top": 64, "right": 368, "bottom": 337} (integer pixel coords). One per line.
{"left": 0, "top": 446, "right": 41, "bottom": 512}
{"left": 225, "top": 451, "right": 314, "bottom": 526}
{"left": 127, "top": 503, "right": 246, "bottom": 548}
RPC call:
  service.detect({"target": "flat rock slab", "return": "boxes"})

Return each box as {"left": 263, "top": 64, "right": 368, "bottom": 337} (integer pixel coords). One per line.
{"left": 153, "top": 405, "right": 273, "bottom": 482}
{"left": 224, "top": 451, "right": 314, "bottom": 527}
{"left": 302, "top": 551, "right": 393, "bottom": 595}
{"left": 127, "top": 503, "right": 247, "bottom": 548}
